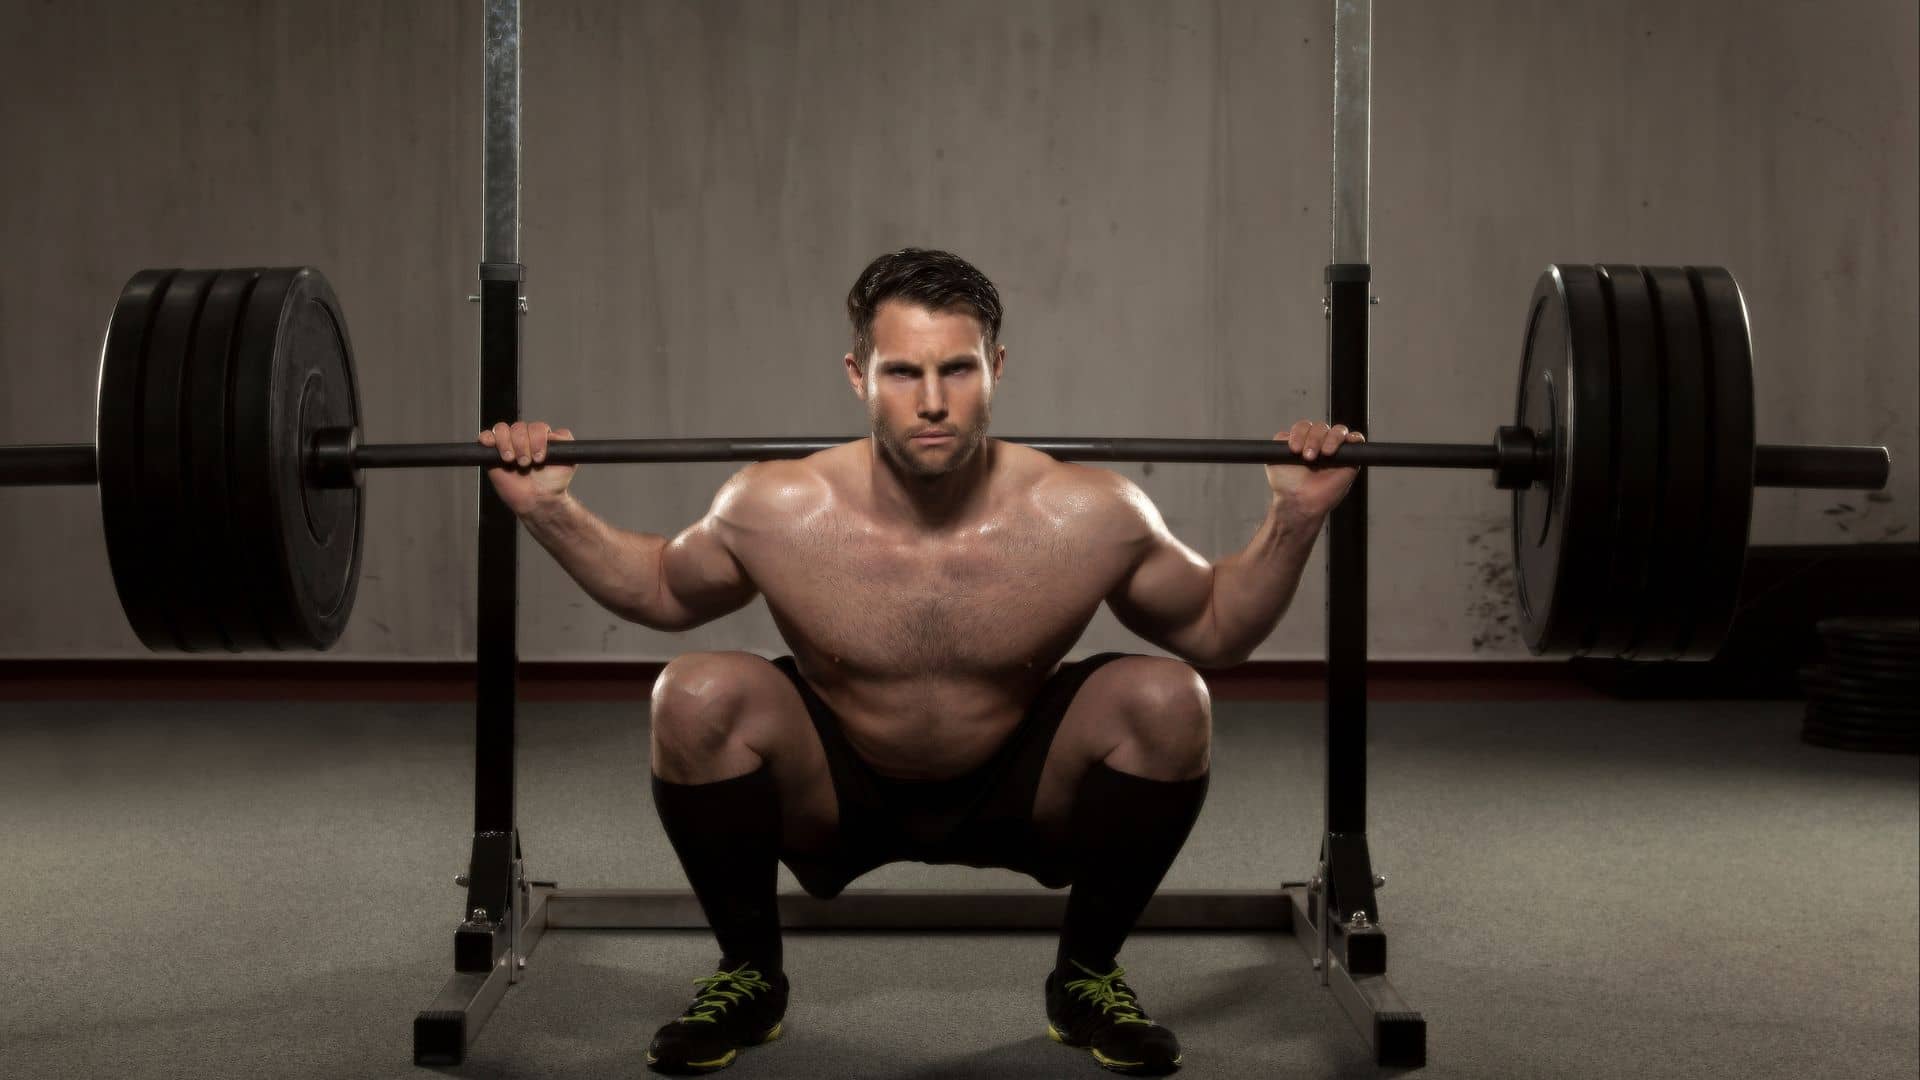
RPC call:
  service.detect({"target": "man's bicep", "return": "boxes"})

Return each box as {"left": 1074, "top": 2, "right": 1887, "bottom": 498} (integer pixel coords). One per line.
{"left": 659, "top": 519, "right": 756, "bottom": 620}
{"left": 654, "top": 474, "right": 761, "bottom": 629}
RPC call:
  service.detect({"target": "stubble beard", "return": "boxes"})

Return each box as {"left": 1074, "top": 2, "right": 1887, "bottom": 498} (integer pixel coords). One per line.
{"left": 874, "top": 406, "right": 991, "bottom": 480}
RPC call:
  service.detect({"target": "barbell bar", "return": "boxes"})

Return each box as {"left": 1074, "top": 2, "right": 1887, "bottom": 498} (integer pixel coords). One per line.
{"left": 0, "top": 436, "right": 1885, "bottom": 489}
{"left": 0, "top": 264, "right": 1894, "bottom": 658}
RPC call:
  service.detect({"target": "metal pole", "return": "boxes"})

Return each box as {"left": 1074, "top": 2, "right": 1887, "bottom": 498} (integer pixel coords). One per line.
{"left": 482, "top": 0, "right": 520, "bottom": 266}
{"left": 470, "top": 0, "right": 523, "bottom": 932}
{"left": 1331, "top": 0, "right": 1372, "bottom": 267}
{"left": 1322, "top": 0, "right": 1376, "bottom": 990}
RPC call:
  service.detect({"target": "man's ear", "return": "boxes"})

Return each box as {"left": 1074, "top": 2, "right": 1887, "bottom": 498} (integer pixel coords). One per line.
{"left": 990, "top": 343, "right": 1006, "bottom": 382}
{"left": 844, "top": 351, "right": 867, "bottom": 400}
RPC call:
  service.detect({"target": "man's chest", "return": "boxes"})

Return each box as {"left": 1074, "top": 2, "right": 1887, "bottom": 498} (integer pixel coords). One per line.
{"left": 739, "top": 514, "right": 1127, "bottom": 674}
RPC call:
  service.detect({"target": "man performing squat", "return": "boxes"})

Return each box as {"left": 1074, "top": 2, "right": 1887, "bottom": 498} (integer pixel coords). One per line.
{"left": 480, "top": 248, "right": 1363, "bottom": 1075}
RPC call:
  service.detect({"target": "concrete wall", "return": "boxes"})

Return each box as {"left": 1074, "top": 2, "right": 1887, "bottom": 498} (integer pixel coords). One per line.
{"left": 1, "top": 0, "right": 1912, "bottom": 661}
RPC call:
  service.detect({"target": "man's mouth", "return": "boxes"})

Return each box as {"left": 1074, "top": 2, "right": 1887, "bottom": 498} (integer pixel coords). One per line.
{"left": 910, "top": 431, "right": 956, "bottom": 443}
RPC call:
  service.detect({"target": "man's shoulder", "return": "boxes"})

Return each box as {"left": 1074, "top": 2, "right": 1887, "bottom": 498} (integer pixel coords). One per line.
{"left": 1016, "top": 448, "right": 1154, "bottom": 534}
{"left": 712, "top": 449, "right": 842, "bottom": 527}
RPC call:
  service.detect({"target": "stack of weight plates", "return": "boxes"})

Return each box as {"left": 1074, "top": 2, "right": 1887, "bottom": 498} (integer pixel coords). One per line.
{"left": 1799, "top": 617, "right": 1920, "bottom": 754}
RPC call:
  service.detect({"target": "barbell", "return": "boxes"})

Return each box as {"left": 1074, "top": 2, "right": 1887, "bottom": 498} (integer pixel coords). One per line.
{"left": 0, "top": 264, "right": 1891, "bottom": 657}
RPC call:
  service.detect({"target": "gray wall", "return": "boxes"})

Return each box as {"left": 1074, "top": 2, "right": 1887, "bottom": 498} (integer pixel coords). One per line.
{"left": 2, "top": 1, "right": 1913, "bottom": 661}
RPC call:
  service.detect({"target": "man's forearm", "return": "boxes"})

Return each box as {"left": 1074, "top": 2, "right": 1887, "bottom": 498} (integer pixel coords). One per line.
{"left": 518, "top": 494, "right": 669, "bottom": 625}
{"left": 1206, "top": 499, "right": 1324, "bottom": 664}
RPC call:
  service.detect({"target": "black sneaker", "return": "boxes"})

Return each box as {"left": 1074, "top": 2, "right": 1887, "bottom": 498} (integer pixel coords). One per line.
{"left": 645, "top": 963, "right": 788, "bottom": 1074}
{"left": 1045, "top": 960, "right": 1183, "bottom": 1075}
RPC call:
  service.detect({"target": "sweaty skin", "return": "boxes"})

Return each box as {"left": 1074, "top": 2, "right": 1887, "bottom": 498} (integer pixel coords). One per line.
{"left": 714, "top": 440, "right": 1155, "bottom": 778}
{"left": 489, "top": 299, "right": 1361, "bottom": 781}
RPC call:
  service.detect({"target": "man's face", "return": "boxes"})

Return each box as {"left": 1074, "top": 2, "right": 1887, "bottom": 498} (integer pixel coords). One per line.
{"left": 845, "top": 299, "right": 1005, "bottom": 479}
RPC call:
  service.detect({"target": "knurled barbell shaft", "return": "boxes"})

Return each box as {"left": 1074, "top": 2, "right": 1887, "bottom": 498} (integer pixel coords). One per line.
{"left": 305, "top": 431, "right": 1893, "bottom": 491}
{"left": 0, "top": 435, "right": 1891, "bottom": 490}
{"left": 345, "top": 435, "right": 1502, "bottom": 470}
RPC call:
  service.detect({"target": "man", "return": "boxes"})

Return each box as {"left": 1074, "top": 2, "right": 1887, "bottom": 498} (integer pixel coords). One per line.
{"left": 479, "top": 248, "right": 1363, "bottom": 1075}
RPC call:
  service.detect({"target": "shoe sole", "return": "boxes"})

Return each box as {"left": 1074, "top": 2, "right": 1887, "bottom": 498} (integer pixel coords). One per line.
{"left": 1047, "top": 1022, "right": 1182, "bottom": 1075}
{"left": 645, "top": 1021, "right": 783, "bottom": 1074}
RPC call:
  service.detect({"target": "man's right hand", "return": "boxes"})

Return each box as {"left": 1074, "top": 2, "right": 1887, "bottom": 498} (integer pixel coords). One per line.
{"left": 480, "top": 420, "right": 576, "bottom": 517}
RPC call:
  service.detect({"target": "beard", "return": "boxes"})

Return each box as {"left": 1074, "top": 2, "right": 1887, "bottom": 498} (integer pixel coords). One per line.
{"left": 873, "top": 407, "right": 991, "bottom": 479}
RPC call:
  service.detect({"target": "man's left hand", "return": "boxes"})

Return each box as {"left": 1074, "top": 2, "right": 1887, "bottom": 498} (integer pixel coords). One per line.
{"left": 1265, "top": 420, "right": 1366, "bottom": 522}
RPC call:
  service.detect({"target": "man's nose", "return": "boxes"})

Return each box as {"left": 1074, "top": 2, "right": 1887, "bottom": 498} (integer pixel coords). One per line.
{"left": 918, "top": 375, "right": 947, "bottom": 417}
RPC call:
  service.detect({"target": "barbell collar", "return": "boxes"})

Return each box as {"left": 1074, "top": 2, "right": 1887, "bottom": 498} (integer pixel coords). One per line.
{"left": 1492, "top": 425, "right": 1542, "bottom": 491}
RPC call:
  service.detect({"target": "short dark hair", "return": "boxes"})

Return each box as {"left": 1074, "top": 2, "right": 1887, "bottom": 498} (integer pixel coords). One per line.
{"left": 845, "top": 248, "right": 1003, "bottom": 368}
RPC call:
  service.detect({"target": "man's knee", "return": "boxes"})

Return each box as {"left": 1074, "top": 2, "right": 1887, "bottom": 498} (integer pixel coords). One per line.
{"left": 1106, "top": 656, "right": 1212, "bottom": 774}
{"left": 650, "top": 651, "right": 767, "bottom": 760}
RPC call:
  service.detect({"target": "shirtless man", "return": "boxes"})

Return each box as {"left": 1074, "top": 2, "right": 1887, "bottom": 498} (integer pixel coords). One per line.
{"left": 480, "top": 249, "right": 1363, "bottom": 1076}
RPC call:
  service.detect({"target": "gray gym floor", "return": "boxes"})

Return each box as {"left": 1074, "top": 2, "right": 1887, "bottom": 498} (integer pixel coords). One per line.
{"left": 2, "top": 695, "right": 1914, "bottom": 1079}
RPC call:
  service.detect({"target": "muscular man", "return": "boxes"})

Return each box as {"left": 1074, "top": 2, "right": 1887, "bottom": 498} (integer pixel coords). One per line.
{"left": 480, "top": 249, "right": 1362, "bottom": 1076}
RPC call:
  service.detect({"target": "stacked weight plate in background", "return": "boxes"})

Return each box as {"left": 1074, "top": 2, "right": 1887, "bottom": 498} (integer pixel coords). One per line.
{"left": 1799, "top": 617, "right": 1920, "bottom": 753}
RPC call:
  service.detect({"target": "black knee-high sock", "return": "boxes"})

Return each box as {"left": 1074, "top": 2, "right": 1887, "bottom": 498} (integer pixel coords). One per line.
{"left": 1056, "top": 762, "right": 1210, "bottom": 974}
{"left": 651, "top": 765, "right": 784, "bottom": 975}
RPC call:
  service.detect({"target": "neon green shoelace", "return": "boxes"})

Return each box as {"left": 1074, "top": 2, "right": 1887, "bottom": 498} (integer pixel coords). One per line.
{"left": 1062, "top": 961, "right": 1153, "bottom": 1027}
{"left": 676, "top": 965, "right": 773, "bottom": 1025}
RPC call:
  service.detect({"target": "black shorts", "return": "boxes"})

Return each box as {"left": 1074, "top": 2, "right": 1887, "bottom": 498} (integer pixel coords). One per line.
{"left": 769, "top": 652, "right": 1131, "bottom": 899}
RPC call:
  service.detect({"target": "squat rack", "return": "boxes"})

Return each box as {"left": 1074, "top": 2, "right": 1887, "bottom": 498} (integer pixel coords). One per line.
{"left": 413, "top": 0, "right": 1423, "bottom": 1067}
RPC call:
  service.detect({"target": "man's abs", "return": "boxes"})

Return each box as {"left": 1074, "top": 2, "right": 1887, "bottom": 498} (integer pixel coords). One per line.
{"left": 794, "top": 662, "right": 1066, "bottom": 779}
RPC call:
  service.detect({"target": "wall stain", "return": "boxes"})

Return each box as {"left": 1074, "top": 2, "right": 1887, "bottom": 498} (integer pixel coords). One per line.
{"left": 1822, "top": 490, "right": 1907, "bottom": 540}
{"left": 1463, "top": 516, "right": 1521, "bottom": 652}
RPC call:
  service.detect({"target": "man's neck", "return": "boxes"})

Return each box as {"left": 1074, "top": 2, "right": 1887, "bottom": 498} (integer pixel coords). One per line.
{"left": 864, "top": 436, "right": 998, "bottom": 531}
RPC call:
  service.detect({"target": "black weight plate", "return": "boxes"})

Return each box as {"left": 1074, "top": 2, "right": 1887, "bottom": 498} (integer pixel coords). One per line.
{"left": 96, "top": 269, "right": 178, "bottom": 650}
{"left": 1800, "top": 663, "right": 1920, "bottom": 695}
{"left": 229, "top": 268, "right": 363, "bottom": 650}
{"left": 1820, "top": 661, "right": 1920, "bottom": 684}
{"left": 1824, "top": 634, "right": 1920, "bottom": 656}
{"left": 1627, "top": 267, "right": 1712, "bottom": 661}
{"left": 1585, "top": 266, "right": 1664, "bottom": 658}
{"left": 141, "top": 270, "right": 221, "bottom": 652}
{"left": 1675, "top": 267, "right": 1755, "bottom": 659}
{"left": 1802, "top": 687, "right": 1920, "bottom": 713}
{"left": 183, "top": 269, "right": 268, "bottom": 650}
{"left": 223, "top": 270, "right": 293, "bottom": 648}
{"left": 1803, "top": 719, "right": 1920, "bottom": 745}
{"left": 1804, "top": 722, "right": 1920, "bottom": 749}
{"left": 1800, "top": 727, "right": 1920, "bottom": 754}
{"left": 1512, "top": 266, "right": 1614, "bottom": 655}
{"left": 1831, "top": 645, "right": 1920, "bottom": 662}
{"left": 1823, "top": 646, "right": 1920, "bottom": 676}
{"left": 1818, "top": 615, "right": 1920, "bottom": 642}
{"left": 1824, "top": 638, "right": 1920, "bottom": 662}
{"left": 1804, "top": 699, "right": 1912, "bottom": 722}
{"left": 1807, "top": 701, "right": 1920, "bottom": 724}
{"left": 1807, "top": 701, "right": 1920, "bottom": 723}
{"left": 1807, "top": 699, "right": 1920, "bottom": 723}
{"left": 1801, "top": 683, "right": 1920, "bottom": 712}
